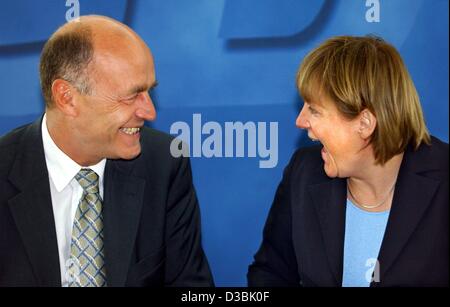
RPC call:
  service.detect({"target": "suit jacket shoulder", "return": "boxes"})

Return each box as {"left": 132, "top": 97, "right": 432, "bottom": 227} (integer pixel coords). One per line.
{"left": 402, "top": 136, "right": 449, "bottom": 180}
{"left": 0, "top": 123, "right": 30, "bottom": 175}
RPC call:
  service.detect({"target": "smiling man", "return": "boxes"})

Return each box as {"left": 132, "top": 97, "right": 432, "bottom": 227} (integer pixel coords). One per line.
{"left": 0, "top": 15, "right": 213, "bottom": 287}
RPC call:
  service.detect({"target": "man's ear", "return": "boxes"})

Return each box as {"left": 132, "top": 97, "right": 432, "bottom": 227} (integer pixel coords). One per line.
{"left": 358, "top": 109, "right": 377, "bottom": 140}
{"left": 51, "top": 79, "right": 78, "bottom": 116}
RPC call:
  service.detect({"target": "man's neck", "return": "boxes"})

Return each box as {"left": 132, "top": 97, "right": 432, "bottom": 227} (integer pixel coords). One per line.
{"left": 45, "top": 111, "right": 102, "bottom": 167}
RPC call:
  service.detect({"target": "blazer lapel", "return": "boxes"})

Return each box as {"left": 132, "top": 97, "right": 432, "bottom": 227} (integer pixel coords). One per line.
{"left": 375, "top": 149, "right": 441, "bottom": 285}
{"left": 308, "top": 176, "right": 347, "bottom": 286}
{"left": 102, "top": 159, "right": 146, "bottom": 286}
{"left": 7, "top": 118, "right": 61, "bottom": 286}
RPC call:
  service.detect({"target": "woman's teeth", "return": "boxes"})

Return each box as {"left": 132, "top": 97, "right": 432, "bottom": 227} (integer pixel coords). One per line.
{"left": 120, "top": 127, "right": 140, "bottom": 135}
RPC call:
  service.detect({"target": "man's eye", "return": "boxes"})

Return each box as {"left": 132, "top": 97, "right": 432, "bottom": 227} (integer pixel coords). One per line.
{"left": 122, "top": 95, "right": 137, "bottom": 103}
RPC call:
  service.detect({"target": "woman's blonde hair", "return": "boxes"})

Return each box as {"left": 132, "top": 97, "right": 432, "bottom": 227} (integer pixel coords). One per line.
{"left": 297, "top": 35, "right": 430, "bottom": 164}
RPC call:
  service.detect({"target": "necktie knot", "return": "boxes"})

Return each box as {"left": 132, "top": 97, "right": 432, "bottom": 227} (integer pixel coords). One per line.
{"left": 75, "top": 168, "right": 99, "bottom": 195}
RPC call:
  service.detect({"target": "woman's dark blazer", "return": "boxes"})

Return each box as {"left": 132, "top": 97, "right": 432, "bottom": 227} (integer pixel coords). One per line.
{"left": 248, "top": 136, "right": 448, "bottom": 287}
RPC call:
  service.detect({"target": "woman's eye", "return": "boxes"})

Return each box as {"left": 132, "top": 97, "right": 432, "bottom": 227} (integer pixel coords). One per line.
{"left": 309, "top": 106, "right": 319, "bottom": 115}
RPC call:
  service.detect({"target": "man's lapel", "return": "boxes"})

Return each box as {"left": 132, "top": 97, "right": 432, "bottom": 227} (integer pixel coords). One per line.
{"left": 102, "top": 158, "right": 146, "bottom": 286}
{"left": 308, "top": 176, "right": 347, "bottom": 286}
{"left": 7, "top": 117, "right": 61, "bottom": 286}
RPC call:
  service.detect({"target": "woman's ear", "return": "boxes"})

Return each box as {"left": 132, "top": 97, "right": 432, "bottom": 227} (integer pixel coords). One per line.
{"left": 358, "top": 109, "right": 377, "bottom": 140}
{"left": 51, "top": 79, "right": 78, "bottom": 116}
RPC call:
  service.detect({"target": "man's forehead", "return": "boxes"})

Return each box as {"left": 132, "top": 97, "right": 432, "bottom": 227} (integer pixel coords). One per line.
{"left": 92, "top": 45, "right": 154, "bottom": 71}
{"left": 88, "top": 52, "right": 155, "bottom": 96}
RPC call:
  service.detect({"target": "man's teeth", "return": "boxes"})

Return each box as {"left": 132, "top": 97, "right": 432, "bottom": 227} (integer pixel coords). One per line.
{"left": 120, "top": 127, "right": 140, "bottom": 135}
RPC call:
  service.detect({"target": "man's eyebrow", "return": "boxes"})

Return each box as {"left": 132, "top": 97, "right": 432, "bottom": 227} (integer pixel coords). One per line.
{"left": 126, "top": 81, "right": 159, "bottom": 97}
{"left": 149, "top": 81, "right": 159, "bottom": 91}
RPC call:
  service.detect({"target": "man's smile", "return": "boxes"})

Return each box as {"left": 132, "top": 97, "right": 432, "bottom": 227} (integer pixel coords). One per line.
{"left": 119, "top": 127, "right": 141, "bottom": 135}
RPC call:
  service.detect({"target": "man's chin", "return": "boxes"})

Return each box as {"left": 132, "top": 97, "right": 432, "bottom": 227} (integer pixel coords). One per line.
{"left": 122, "top": 150, "right": 141, "bottom": 160}
{"left": 111, "top": 146, "right": 142, "bottom": 161}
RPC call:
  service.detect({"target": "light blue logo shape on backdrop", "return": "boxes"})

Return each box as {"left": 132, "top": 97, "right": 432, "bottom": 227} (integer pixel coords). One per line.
{"left": 219, "top": 0, "right": 326, "bottom": 38}
{"left": 0, "top": 0, "right": 128, "bottom": 46}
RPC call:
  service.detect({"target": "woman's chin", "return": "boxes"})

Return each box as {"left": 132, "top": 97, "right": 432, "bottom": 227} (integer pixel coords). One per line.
{"left": 324, "top": 164, "right": 338, "bottom": 178}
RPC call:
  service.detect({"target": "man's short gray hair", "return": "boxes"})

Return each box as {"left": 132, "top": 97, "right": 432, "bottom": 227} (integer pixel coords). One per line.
{"left": 39, "top": 24, "right": 94, "bottom": 108}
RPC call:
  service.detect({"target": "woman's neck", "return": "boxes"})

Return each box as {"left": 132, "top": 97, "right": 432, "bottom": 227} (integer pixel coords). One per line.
{"left": 347, "top": 152, "right": 404, "bottom": 212}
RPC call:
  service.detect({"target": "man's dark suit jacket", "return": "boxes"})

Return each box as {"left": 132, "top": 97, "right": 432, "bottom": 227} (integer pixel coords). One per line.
{"left": 248, "top": 136, "right": 448, "bottom": 287}
{"left": 0, "top": 117, "right": 214, "bottom": 287}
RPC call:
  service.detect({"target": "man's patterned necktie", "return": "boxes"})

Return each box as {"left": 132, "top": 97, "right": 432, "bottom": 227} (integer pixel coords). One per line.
{"left": 69, "top": 168, "right": 107, "bottom": 287}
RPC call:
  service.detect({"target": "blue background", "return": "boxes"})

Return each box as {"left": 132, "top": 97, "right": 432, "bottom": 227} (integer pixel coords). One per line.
{"left": 0, "top": 0, "right": 448, "bottom": 286}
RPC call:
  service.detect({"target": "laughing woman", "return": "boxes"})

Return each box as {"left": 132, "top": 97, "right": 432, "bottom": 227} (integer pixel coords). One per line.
{"left": 248, "top": 36, "right": 448, "bottom": 287}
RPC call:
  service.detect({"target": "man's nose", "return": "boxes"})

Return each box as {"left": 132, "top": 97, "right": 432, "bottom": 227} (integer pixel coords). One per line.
{"left": 296, "top": 104, "right": 309, "bottom": 129}
{"left": 135, "top": 92, "right": 156, "bottom": 121}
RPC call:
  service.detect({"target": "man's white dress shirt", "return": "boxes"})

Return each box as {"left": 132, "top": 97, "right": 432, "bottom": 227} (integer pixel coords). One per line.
{"left": 41, "top": 114, "right": 106, "bottom": 286}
